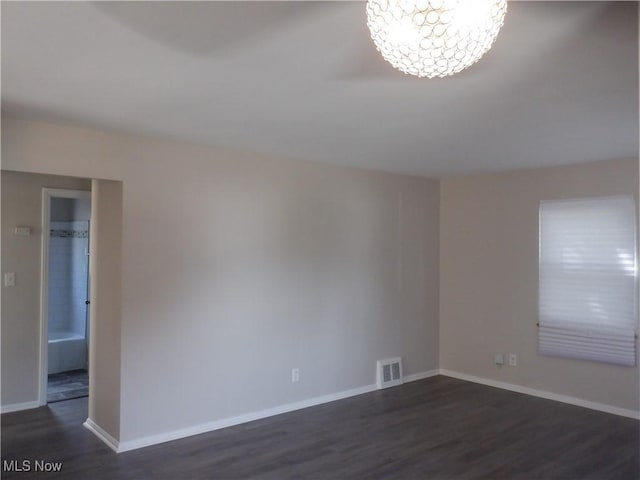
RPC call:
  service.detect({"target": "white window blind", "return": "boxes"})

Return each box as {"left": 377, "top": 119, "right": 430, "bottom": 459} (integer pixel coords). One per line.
{"left": 538, "top": 195, "right": 637, "bottom": 366}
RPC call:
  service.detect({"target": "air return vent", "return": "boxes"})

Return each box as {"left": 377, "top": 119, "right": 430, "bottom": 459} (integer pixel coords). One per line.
{"left": 376, "top": 357, "right": 403, "bottom": 389}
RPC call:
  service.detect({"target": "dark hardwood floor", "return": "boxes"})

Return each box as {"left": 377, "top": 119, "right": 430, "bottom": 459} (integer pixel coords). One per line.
{"left": 2, "top": 376, "right": 638, "bottom": 479}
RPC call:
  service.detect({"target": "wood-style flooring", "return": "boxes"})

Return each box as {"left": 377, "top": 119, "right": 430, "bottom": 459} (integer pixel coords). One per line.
{"left": 1, "top": 376, "right": 638, "bottom": 479}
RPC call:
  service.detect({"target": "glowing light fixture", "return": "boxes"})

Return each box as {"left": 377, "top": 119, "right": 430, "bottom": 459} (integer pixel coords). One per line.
{"left": 366, "top": 0, "right": 507, "bottom": 78}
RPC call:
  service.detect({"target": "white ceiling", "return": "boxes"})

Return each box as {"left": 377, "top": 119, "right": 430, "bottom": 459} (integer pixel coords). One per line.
{"left": 1, "top": 1, "right": 638, "bottom": 177}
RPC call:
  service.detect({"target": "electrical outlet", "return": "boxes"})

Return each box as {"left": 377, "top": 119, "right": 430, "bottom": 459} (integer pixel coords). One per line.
{"left": 494, "top": 353, "right": 504, "bottom": 365}
{"left": 508, "top": 354, "right": 517, "bottom": 367}
{"left": 291, "top": 368, "right": 300, "bottom": 383}
{"left": 4, "top": 273, "right": 15, "bottom": 287}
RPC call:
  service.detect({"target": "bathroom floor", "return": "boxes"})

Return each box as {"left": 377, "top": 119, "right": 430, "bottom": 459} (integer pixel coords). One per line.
{"left": 47, "top": 369, "right": 88, "bottom": 403}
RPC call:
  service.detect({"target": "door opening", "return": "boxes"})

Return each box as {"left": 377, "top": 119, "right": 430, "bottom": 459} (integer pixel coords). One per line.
{"left": 40, "top": 188, "right": 91, "bottom": 405}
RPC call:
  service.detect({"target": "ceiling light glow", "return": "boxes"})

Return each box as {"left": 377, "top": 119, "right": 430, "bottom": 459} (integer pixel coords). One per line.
{"left": 366, "top": 0, "right": 507, "bottom": 78}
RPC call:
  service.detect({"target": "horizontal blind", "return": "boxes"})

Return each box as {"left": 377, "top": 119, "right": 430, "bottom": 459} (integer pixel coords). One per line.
{"left": 539, "top": 195, "right": 637, "bottom": 366}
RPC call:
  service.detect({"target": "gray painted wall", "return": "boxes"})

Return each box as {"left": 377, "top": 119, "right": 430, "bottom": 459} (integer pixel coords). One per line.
{"left": 1, "top": 171, "right": 91, "bottom": 406}
{"left": 1, "top": 118, "right": 441, "bottom": 443}
{"left": 3, "top": 117, "right": 636, "bottom": 446}
{"left": 439, "top": 158, "right": 639, "bottom": 411}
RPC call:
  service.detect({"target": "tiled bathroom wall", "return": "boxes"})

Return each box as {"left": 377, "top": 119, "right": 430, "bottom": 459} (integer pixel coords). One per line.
{"left": 48, "top": 221, "right": 89, "bottom": 337}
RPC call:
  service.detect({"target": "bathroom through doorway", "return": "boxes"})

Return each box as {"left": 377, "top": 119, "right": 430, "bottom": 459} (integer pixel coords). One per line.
{"left": 41, "top": 188, "right": 91, "bottom": 404}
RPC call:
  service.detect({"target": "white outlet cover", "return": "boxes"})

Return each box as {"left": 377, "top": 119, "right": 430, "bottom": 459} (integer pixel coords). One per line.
{"left": 494, "top": 353, "right": 504, "bottom": 365}
{"left": 4, "top": 273, "right": 16, "bottom": 287}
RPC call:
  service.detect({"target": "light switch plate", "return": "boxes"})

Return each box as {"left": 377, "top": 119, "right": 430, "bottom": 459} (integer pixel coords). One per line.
{"left": 14, "top": 226, "right": 31, "bottom": 236}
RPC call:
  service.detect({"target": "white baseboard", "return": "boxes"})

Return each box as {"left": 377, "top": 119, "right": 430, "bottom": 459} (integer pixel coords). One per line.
{"left": 83, "top": 418, "right": 120, "bottom": 453}
{"left": 118, "top": 383, "right": 377, "bottom": 452}
{"left": 98, "top": 368, "right": 640, "bottom": 452}
{"left": 13, "top": 368, "right": 637, "bottom": 456}
{"left": 113, "top": 369, "right": 438, "bottom": 453}
{"left": 439, "top": 369, "right": 640, "bottom": 420}
{"left": 1, "top": 400, "right": 40, "bottom": 414}
{"left": 403, "top": 369, "right": 439, "bottom": 383}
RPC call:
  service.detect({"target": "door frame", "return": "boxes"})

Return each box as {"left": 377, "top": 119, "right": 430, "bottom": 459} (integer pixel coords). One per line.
{"left": 39, "top": 188, "right": 91, "bottom": 406}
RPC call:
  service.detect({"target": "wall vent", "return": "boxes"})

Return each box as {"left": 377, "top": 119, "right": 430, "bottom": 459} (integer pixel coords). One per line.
{"left": 376, "top": 357, "right": 403, "bottom": 389}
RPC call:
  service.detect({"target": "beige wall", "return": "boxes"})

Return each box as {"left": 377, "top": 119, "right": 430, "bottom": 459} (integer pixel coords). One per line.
{"left": 440, "top": 158, "right": 639, "bottom": 411}
{"left": 1, "top": 171, "right": 90, "bottom": 406}
{"left": 1, "top": 118, "right": 440, "bottom": 443}
{"left": 88, "top": 179, "right": 123, "bottom": 438}
{"left": 4, "top": 115, "right": 634, "bottom": 446}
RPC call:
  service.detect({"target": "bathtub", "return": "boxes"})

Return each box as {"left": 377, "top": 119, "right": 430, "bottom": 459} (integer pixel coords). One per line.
{"left": 48, "top": 331, "right": 87, "bottom": 374}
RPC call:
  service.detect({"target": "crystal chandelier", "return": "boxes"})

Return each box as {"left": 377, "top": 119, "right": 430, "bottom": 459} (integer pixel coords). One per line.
{"left": 366, "top": 0, "right": 507, "bottom": 78}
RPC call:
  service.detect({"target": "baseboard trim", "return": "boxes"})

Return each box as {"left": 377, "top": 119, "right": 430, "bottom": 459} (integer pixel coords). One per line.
{"left": 403, "top": 369, "right": 439, "bottom": 383}
{"left": 439, "top": 369, "right": 640, "bottom": 420}
{"left": 83, "top": 418, "right": 120, "bottom": 453}
{"left": 118, "top": 383, "right": 377, "bottom": 452}
{"left": 1, "top": 400, "right": 40, "bottom": 414}
{"left": 117, "top": 369, "right": 438, "bottom": 453}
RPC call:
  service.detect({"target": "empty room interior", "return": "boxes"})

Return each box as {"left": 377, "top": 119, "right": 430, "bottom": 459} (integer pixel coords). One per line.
{"left": 1, "top": 1, "right": 639, "bottom": 479}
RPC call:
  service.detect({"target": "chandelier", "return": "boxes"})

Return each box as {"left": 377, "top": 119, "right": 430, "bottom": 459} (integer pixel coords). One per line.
{"left": 366, "top": 0, "right": 507, "bottom": 78}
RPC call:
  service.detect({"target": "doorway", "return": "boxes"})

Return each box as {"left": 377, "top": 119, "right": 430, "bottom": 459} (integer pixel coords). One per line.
{"left": 40, "top": 188, "right": 91, "bottom": 404}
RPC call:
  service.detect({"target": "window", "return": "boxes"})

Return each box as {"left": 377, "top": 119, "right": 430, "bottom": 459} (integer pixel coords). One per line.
{"left": 538, "top": 195, "right": 637, "bottom": 366}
